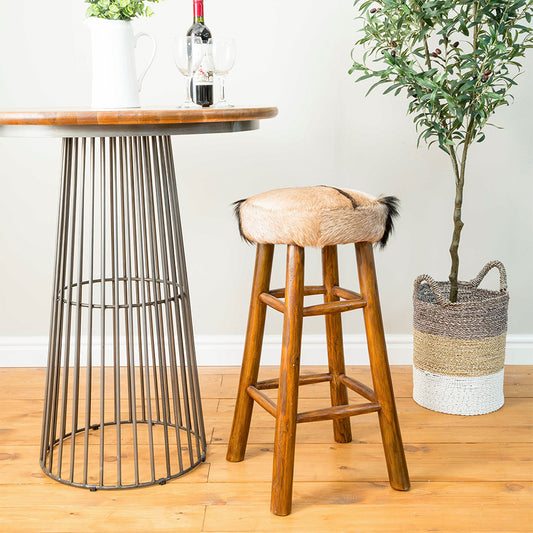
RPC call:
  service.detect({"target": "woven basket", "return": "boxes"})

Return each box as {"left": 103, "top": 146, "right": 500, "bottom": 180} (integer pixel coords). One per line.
{"left": 412, "top": 261, "right": 509, "bottom": 415}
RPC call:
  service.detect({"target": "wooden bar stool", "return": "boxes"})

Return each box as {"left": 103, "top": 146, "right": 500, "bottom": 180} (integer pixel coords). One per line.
{"left": 226, "top": 186, "right": 410, "bottom": 515}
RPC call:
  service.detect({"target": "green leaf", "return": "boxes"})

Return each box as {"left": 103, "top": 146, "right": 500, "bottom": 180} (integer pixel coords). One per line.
{"left": 355, "top": 72, "right": 374, "bottom": 82}
{"left": 85, "top": 0, "right": 161, "bottom": 20}
{"left": 366, "top": 79, "right": 390, "bottom": 96}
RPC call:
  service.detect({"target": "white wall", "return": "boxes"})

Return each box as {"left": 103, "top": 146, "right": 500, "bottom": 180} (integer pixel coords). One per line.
{"left": 0, "top": 1, "right": 532, "bottom": 362}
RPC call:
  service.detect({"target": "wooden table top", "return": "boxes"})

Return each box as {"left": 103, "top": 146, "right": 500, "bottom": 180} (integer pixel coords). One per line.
{"left": 0, "top": 106, "right": 278, "bottom": 126}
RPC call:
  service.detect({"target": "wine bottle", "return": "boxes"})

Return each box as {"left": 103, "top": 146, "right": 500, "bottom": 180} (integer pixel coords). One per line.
{"left": 187, "top": 0, "right": 213, "bottom": 107}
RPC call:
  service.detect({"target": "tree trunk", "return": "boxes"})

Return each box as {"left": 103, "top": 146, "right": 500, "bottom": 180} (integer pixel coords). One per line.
{"left": 448, "top": 178, "right": 464, "bottom": 303}
{"left": 448, "top": 136, "right": 470, "bottom": 303}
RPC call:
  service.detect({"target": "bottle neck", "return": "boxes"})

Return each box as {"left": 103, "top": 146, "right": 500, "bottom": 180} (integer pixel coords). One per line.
{"left": 193, "top": 0, "right": 205, "bottom": 23}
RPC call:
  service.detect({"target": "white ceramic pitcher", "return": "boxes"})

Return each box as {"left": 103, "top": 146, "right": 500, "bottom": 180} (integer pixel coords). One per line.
{"left": 88, "top": 18, "right": 156, "bottom": 109}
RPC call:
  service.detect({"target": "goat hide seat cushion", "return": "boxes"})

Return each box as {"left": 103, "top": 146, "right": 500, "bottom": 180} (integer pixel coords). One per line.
{"left": 234, "top": 185, "right": 399, "bottom": 248}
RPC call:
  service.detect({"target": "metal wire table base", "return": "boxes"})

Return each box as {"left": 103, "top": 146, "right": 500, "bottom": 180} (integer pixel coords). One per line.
{"left": 40, "top": 135, "right": 206, "bottom": 489}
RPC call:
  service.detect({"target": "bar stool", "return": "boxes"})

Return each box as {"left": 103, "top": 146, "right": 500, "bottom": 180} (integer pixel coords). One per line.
{"left": 226, "top": 186, "right": 410, "bottom": 515}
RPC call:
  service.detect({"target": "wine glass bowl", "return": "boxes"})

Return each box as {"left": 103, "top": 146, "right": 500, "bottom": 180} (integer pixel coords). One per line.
{"left": 208, "top": 38, "right": 236, "bottom": 108}
{"left": 173, "top": 36, "right": 203, "bottom": 108}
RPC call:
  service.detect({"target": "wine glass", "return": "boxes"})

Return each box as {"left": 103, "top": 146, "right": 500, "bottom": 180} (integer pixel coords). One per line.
{"left": 173, "top": 36, "right": 203, "bottom": 109}
{"left": 208, "top": 38, "right": 236, "bottom": 108}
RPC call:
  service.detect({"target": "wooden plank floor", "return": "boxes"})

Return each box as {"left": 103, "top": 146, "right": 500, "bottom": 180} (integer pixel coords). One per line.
{"left": 1, "top": 366, "right": 532, "bottom": 532}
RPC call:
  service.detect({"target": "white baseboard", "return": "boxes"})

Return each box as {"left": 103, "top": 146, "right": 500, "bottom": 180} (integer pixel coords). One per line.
{"left": 0, "top": 334, "right": 531, "bottom": 367}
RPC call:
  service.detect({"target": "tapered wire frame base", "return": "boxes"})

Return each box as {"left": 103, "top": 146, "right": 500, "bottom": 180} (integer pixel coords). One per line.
{"left": 40, "top": 135, "right": 206, "bottom": 489}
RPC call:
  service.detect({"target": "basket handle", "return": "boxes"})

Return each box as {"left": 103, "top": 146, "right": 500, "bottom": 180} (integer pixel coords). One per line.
{"left": 413, "top": 274, "right": 451, "bottom": 306}
{"left": 467, "top": 260, "right": 507, "bottom": 292}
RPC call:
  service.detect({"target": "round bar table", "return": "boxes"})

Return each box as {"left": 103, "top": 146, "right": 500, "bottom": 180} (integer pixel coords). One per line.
{"left": 0, "top": 107, "right": 278, "bottom": 490}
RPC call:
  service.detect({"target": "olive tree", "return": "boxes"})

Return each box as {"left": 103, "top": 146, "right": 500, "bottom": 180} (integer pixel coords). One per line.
{"left": 350, "top": 0, "right": 533, "bottom": 301}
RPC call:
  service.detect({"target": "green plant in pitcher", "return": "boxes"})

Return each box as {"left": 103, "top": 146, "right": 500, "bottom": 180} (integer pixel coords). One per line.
{"left": 350, "top": 0, "right": 533, "bottom": 302}
{"left": 85, "top": 0, "right": 160, "bottom": 21}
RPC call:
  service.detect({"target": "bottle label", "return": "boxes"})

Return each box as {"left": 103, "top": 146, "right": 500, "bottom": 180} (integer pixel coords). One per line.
{"left": 193, "top": 65, "right": 213, "bottom": 85}
{"left": 193, "top": 0, "right": 204, "bottom": 19}
{"left": 193, "top": 70, "right": 213, "bottom": 85}
{"left": 193, "top": 44, "right": 213, "bottom": 85}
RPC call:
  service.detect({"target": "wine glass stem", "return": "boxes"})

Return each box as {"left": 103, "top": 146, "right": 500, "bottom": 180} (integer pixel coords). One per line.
{"left": 220, "top": 77, "right": 226, "bottom": 104}
{"left": 186, "top": 76, "right": 193, "bottom": 104}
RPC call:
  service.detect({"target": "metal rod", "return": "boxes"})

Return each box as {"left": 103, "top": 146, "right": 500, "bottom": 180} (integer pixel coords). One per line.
{"left": 129, "top": 137, "right": 146, "bottom": 422}
{"left": 142, "top": 136, "right": 171, "bottom": 477}
{"left": 137, "top": 139, "right": 160, "bottom": 422}
{"left": 166, "top": 137, "right": 201, "bottom": 465}
{"left": 133, "top": 136, "right": 156, "bottom": 481}
{"left": 99, "top": 136, "right": 107, "bottom": 487}
{"left": 164, "top": 136, "right": 206, "bottom": 458}
{"left": 70, "top": 137, "right": 87, "bottom": 482}
{"left": 152, "top": 136, "right": 185, "bottom": 471}
{"left": 41, "top": 138, "right": 69, "bottom": 464}
{"left": 162, "top": 136, "right": 196, "bottom": 461}
{"left": 158, "top": 138, "right": 186, "bottom": 439}
{"left": 119, "top": 138, "right": 134, "bottom": 424}
{"left": 58, "top": 277, "right": 179, "bottom": 309}
{"left": 170, "top": 135, "right": 206, "bottom": 452}
{"left": 159, "top": 137, "right": 195, "bottom": 464}
{"left": 122, "top": 137, "right": 139, "bottom": 484}
{"left": 147, "top": 139, "right": 172, "bottom": 431}
{"left": 48, "top": 138, "right": 74, "bottom": 474}
{"left": 57, "top": 137, "right": 79, "bottom": 477}
{"left": 111, "top": 137, "right": 122, "bottom": 486}
{"left": 83, "top": 137, "right": 96, "bottom": 485}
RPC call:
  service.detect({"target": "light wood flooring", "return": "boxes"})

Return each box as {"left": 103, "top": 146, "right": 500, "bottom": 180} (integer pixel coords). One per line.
{"left": 1, "top": 365, "right": 532, "bottom": 532}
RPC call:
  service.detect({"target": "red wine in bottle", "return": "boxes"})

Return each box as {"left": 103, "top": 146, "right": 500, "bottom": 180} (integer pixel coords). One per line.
{"left": 187, "top": 0, "right": 213, "bottom": 107}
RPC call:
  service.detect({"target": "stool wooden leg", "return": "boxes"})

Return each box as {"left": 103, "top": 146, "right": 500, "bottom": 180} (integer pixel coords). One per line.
{"left": 271, "top": 245, "right": 305, "bottom": 516}
{"left": 355, "top": 242, "right": 410, "bottom": 491}
{"left": 227, "top": 243, "right": 274, "bottom": 462}
{"left": 322, "top": 246, "right": 352, "bottom": 443}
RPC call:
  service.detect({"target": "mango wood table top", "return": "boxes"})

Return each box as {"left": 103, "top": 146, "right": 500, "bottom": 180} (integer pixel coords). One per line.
{"left": 0, "top": 106, "right": 278, "bottom": 137}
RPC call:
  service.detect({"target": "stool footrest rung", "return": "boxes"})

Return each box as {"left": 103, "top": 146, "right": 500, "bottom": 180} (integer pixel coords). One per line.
{"left": 248, "top": 381, "right": 381, "bottom": 424}
{"left": 269, "top": 285, "right": 326, "bottom": 298}
{"left": 332, "top": 286, "right": 363, "bottom": 301}
{"left": 303, "top": 298, "right": 366, "bottom": 317}
{"left": 259, "top": 289, "right": 366, "bottom": 317}
{"left": 246, "top": 386, "right": 278, "bottom": 417}
{"left": 256, "top": 373, "right": 332, "bottom": 390}
{"left": 339, "top": 374, "right": 377, "bottom": 402}
{"left": 296, "top": 402, "right": 381, "bottom": 424}
{"left": 259, "top": 292, "right": 286, "bottom": 314}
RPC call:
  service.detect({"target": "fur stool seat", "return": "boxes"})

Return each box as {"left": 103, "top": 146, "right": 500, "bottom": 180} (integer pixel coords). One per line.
{"left": 234, "top": 185, "right": 399, "bottom": 248}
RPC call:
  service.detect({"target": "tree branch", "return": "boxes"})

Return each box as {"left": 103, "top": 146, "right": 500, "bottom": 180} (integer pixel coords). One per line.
{"left": 473, "top": 2, "right": 480, "bottom": 52}
{"left": 421, "top": 20, "right": 432, "bottom": 69}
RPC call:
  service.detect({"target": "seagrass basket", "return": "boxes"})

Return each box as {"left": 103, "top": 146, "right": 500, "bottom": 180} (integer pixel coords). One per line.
{"left": 412, "top": 261, "right": 509, "bottom": 415}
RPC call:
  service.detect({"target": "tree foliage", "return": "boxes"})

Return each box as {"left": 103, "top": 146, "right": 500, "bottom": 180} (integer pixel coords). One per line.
{"left": 85, "top": 0, "right": 160, "bottom": 21}
{"left": 350, "top": 0, "right": 533, "bottom": 301}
